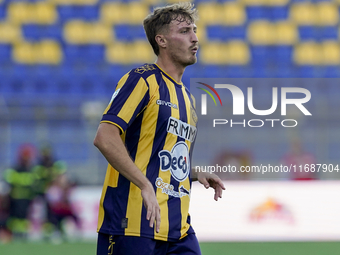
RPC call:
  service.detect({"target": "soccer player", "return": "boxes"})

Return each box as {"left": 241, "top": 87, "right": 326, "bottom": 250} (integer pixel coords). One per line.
{"left": 94, "top": 3, "right": 225, "bottom": 255}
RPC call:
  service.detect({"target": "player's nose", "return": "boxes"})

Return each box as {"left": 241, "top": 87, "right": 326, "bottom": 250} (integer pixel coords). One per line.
{"left": 191, "top": 31, "right": 198, "bottom": 44}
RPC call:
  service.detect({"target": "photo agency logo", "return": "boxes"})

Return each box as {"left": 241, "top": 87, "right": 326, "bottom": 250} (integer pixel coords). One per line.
{"left": 196, "top": 82, "right": 312, "bottom": 128}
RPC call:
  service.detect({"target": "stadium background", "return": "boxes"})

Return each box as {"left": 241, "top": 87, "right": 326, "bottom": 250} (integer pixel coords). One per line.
{"left": 0, "top": 0, "right": 340, "bottom": 254}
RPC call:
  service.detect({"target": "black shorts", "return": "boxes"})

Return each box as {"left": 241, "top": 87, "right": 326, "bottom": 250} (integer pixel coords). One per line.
{"left": 97, "top": 233, "right": 201, "bottom": 255}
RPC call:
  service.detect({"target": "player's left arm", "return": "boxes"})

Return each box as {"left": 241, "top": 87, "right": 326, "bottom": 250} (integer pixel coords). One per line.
{"left": 191, "top": 169, "right": 226, "bottom": 201}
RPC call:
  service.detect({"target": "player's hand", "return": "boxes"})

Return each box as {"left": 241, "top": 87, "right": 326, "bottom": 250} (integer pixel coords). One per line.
{"left": 141, "top": 183, "right": 161, "bottom": 233}
{"left": 197, "top": 172, "right": 226, "bottom": 201}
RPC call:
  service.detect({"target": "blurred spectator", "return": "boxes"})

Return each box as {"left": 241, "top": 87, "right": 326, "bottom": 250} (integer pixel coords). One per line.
{"left": 0, "top": 181, "right": 11, "bottom": 243}
{"left": 45, "top": 173, "right": 80, "bottom": 241}
{"left": 281, "top": 140, "right": 317, "bottom": 180}
{"left": 3, "top": 144, "right": 37, "bottom": 239}
{"left": 32, "top": 144, "right": 67, "bottom": 239}
{"left": 33, "top": 144, "right": 60, "bottom": 197}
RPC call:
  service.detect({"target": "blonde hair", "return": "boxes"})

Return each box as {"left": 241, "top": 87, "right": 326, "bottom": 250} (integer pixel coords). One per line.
{"left": 143, "top": 2, "right": 198, "bottom": 56}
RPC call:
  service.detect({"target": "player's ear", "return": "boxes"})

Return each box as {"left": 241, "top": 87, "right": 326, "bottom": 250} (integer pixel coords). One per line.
{"left": 155, "top": 34, "right": 167, "bottom": 49}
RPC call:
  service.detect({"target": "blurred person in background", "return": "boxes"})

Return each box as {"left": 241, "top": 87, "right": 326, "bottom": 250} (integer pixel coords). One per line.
{"left": 3, "top": 144, "right": 37, "bottom": 240}
{"left": 32, "top": 144, "right": 67, "bottom": 238}
{"left": 45, "top": 172, "right": 80, "bottom": 242}
{"left": 0, "top": 181, "right": 11, "bottom": 243}
{"left": 94, "top": 2, "right": 224, "bottom": 255}
{"left": 281, "top": 139, "right": 318, "bottom": 180}
{"left": 34, "top": 144, "right": 59, "bottom": 196}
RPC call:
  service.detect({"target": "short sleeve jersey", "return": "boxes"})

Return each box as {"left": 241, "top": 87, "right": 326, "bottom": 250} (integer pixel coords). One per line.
{"left": 97, "top": 63, "right": 198, "bottom": 242}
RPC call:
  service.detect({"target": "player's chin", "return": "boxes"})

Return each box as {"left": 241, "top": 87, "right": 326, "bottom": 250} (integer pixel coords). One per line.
{"left": 180, "top": 55, "right": 197, "bottom": 67}
{"left": 187, "top": 56, "right": 197, "bottom": 65}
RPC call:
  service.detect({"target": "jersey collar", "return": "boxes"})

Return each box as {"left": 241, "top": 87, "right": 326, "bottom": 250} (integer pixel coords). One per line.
{"left": 154, "top": 63, "right": 184, "bottom": 87}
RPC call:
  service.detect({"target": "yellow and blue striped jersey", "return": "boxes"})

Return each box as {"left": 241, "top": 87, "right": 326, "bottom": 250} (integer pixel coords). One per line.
{"left": 97, "top": 63, "right": 198, "bottom": 241}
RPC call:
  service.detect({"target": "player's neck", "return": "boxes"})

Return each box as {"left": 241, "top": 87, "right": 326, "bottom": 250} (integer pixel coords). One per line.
{"left": 155, "top": 57, "right": 184, "bottom": 84}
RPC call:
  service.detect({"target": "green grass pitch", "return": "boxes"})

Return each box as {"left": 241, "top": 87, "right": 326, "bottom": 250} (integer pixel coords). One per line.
{"left": 1, "top": 241, "right": 340, "bottom": 255}
{"left": 200, "top": 241, "right": 340, "bottom": 255}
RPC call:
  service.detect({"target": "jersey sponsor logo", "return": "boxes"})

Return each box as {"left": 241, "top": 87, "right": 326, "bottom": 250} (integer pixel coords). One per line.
{"left": 158, "top": 142, "right": 190, "bottom": 182}
{"left": 109, "top": 88, "right": 121, "bottom": 104}
{"left": 155, "top": 177, "right": 190, "bottom": 198}
{"left": 167, "top": 117, "right": 197, "bottom": 143}
{"left": 156, "top": 100, "right": 178, "bottom": 109}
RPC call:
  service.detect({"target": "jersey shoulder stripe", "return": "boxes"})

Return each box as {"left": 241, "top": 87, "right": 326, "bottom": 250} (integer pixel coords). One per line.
{"left": 101, "top": 64, "right": 160, "bottom": 132}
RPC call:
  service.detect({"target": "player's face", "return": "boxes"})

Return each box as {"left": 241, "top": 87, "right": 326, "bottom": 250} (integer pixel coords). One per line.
{"left": 165, "top": 18, "right": 198, "bottom": 67}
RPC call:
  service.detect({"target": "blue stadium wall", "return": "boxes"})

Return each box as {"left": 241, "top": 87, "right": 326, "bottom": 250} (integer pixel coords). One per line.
{"left": 1, "top": 0, "right": 340, "bottom": 183}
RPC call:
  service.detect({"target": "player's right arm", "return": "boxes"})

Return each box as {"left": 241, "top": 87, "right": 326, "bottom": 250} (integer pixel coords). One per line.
{"left": 93, "top": 122, "right": 161, "bottom": 233}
